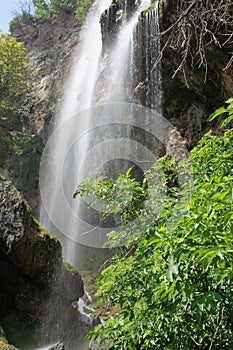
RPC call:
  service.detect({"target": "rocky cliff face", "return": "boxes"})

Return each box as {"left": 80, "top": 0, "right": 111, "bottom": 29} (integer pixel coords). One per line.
{"left": 0, "top": 174, "right": 84, "bottom": 348}
{"left": 13, "top": 12, "right": 81, "bottom": 138}
{"left": 160, "top": 0, "right": 233, "bottom": 148}
{"left": 100, "top": 0, "right": 233, "bottom": 151}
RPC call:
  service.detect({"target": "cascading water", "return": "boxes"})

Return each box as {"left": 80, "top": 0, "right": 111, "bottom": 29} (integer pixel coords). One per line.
{"left": 39, "top": 1, "right": 162, "bottom": 349}
{"left": 40, "top": 0, "right": 161, "bottom": 265}
{"left": 103, "top": 0, "right": 151, "bottom": 102}
{"left": 40, "top": 0, "right": 113, "bottom": 261}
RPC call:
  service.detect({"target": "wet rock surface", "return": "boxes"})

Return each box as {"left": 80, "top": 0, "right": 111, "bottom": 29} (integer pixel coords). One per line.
{"left": 101, "top": 0, "right": 137, "bottom": 46}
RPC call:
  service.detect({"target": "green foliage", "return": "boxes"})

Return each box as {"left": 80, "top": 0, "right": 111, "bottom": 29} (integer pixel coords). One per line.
{"left": 74, "top": 167, "right": 147, "bottom": 227}
{"left": 0, "top": 326, "right": 7, "bottom": 343}
{"left": 9, "top": 12, "right": 35, "bottom": 33}
{"left": 31, "top": 0, "right": 77, "bottom": 19}
{"left": 209, "top": 98, "right": 233, "bottom": 128}
{"left": 0, "top": 34, "right": 33, "bottom": 114}
{"left": 50, "top": 0, "right": 77, "bottom": 11}
{"left": 10, "top": 0, "right": 91, "bottom": 25}
{"left": 75, "top": 0, "right": 92, "bottom": 23}
{"left": 15, "top": 132, "right": 44, "bottom": 191}
{"left": 33, "top": 0, "right": 51, "bottom": 19}
{"left": 75, "top": 104, "right": 233, "bottom": 349}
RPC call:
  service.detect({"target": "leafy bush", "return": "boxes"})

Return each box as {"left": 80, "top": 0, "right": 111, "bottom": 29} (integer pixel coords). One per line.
{"left": 32, "top": 0, "right": 51, "bottom": 19}
{"left": 9, "top": 12, "right": 35, "bottom": 33}
{"left": 75, "top": 104, "right": 233, "bottom": 349}
{"left": 0, "top": 34, "right": 34, "bottom": 114}
{"left": 13, "top": 0, "right": 78, "bottom": 20}
{"left": 50, "top": 0, "right": 77, "bottom": 11}
{"left": 10, "top": 0, "right": 91, "bottom": 22}
{"left": 75, "top": 0, "right": 92, "bottom": 23}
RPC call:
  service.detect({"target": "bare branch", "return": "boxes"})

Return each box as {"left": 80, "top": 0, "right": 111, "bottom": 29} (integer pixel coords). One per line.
{"left": 157, "top": 0, "right": 233, "bottom": 79}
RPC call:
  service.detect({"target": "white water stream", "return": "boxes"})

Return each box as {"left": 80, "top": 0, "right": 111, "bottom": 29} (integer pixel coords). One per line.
{"left": 105, "top": 0, "right": 151, "bottom": 102}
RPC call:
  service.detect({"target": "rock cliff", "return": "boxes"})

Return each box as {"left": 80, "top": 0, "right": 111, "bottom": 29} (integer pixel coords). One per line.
{"left": 0, "top": 174, "right": 84, "bottom": 348}
{"left": 160, "top": 0, "right": 233, "bottom": 147}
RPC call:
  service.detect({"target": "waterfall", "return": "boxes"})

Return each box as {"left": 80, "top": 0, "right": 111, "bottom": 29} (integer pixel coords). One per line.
{"left": 40, "top": 0, "right": 161, "bottom": 263}
{"left": 40, "top": 0, "right": 113, "bottom": 259}
{"left": 103, "top": 0, "right": 151, "bottom": 102}
{"left": 39, "top": 0, "right": 162, "bottom": 348}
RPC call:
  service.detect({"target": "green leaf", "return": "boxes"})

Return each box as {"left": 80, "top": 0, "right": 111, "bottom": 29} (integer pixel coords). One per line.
{"left": 220, "top": 114, "right": 233, "bottom": 128}
{"left": 209, "top": 106, "right": 226, "bottom": 121}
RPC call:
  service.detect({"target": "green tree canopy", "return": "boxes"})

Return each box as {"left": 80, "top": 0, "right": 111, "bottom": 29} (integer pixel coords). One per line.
{"left": 10, "top": 0, "right": 92, "bottom": 25}
{"left": 0, "top": 33, "right": 33, "bottom": 114}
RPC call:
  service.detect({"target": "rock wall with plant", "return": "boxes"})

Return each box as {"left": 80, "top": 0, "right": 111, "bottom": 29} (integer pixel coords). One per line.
{"left": 0, "top": 10, "right": 82, "bottom": 215}
{"left": 79, "top": 101, "right": 233, "bottom": 350}
{"left": 159, "top": 0, "right": 233, "bottom": 148}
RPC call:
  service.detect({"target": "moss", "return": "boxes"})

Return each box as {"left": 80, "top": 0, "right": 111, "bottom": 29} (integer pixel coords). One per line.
{"left": 0, "top": 127, "right": 44, "bottom": 196}
{"left": 141, "top": 0, "right": 160, "bottom": 16}
{"left": 39, "top": 225, "right": 60, "bottom": 244}
{"left": 63, "top": 258, "right": 78, "bottom": 274}
{"left": 0, "top": 127, "right": 17, "bottom": 164}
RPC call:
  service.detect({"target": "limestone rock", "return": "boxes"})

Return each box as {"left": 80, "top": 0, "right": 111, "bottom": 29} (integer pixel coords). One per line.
{"left": 166, "top": 129, "right": 189, "bottom": 162}
{"left": 101, "top": 0, "right": 138, "bottom": 46}
{"left": 0, "top": 13, "right": 82, "bottom": 217}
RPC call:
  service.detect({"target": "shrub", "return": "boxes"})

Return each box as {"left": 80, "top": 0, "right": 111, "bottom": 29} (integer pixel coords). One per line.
{"left": 75, "top": 102, "right": 233, "bottom": 349}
